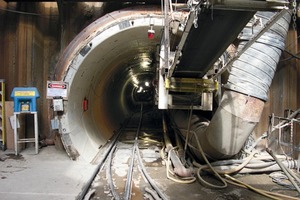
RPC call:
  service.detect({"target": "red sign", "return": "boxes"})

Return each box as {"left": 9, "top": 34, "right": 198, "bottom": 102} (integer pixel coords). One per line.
{"left": 47, "top": 81, "right": 68, "bottom": 99}
{"left": 48, "top": 83, "right": 67, "bottom": 89}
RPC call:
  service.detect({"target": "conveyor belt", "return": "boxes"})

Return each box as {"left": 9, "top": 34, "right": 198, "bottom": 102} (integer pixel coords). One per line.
{"left": 173, "top": 9, "right": 255, "bottom": 78}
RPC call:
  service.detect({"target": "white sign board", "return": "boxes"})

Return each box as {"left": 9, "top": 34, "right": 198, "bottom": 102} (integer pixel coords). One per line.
{"left": 46, "top": 81, "right": 68, "bottom": 99}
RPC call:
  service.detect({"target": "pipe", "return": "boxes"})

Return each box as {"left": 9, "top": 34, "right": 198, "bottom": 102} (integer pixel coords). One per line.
{"left": 207, "top": 159, "right": 298, "bottom": 174}
{"left": 226, "top": 11, "right": 292, "bottom": 101}
{"left": 173, "top": 10, "right": 292, "bottom": 161}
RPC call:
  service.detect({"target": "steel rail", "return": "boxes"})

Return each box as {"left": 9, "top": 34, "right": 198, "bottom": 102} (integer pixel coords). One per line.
{"left": 78, "top": 105, "right": 168, "bottom": 200}
{"left": 76, "top": 119, "right": 130, "bottom": 200}
{"left": 123, "top": 104, "right": 144, "bottom": 200}
{"left": 106, "top": 145, "right": 120, "bottom": 200}
{"left": 136, "top": 138, "right": 169, "bottom": 200}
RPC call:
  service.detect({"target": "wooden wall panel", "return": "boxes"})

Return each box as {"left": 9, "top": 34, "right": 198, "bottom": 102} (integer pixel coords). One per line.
{"left": 0, "top": 2, "right": 5, "bottom": 78}
{"left": 3, "top": 8, "right": 18, "bottom": 98}
{"left": 0, "top": 3, "right": 56, "bottom": 139}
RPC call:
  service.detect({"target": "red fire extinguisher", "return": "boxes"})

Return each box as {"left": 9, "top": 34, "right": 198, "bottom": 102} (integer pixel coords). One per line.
{"left": 83, "top": 97, "right": 88, "bottom": 111}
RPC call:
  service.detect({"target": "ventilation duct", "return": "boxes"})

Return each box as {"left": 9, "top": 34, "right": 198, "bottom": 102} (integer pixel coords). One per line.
{"left": 173, "top": 10, "right": 292, "bottom": 161}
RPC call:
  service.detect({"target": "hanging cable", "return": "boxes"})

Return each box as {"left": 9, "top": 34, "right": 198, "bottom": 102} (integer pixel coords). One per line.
{"left": 0, "top": 7, "right": 40, "bottom": 16}
{"left": 225, "top": 174, "right": 282, "bottom": 200}
{"left": 190, "top": 130, "right": 227, "bottom": 189}
{"left": 183, "top": 105, "right": 193, "bottom": 161}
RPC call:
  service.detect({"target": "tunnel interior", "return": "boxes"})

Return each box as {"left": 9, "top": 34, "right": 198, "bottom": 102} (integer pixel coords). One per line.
{"left": 55, "top": 4, "right": 291, "bottom": 162}
{"left": 56, "top": 7, "right": 174, "bottom": 161}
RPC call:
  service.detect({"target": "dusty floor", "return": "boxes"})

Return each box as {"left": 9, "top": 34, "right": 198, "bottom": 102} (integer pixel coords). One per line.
{"left": 0, "top": 146, "right": 96, "bottom": 200}
{"left": 0, "top": 145, "right": 299, "bottom": 200}
{"left": 90, "top": 141, "right": 299, "bottom": 200}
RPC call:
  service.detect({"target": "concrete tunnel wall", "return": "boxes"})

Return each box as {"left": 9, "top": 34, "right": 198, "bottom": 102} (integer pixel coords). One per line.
{"left": 55, "top": 6, "right": 164, "bottom": 161}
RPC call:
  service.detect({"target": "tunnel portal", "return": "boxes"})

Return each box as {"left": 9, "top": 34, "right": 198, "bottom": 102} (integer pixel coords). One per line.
{"left": 55, "top": 6, "right": 169, "bottom": 161}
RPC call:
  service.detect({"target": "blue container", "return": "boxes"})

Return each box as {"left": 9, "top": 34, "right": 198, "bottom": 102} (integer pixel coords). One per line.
{"left": 10, "top": 87, "right": 40, "bottom": 112}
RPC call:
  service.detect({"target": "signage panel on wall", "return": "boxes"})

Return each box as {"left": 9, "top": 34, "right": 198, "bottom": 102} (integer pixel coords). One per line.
{"left": 46, "top": 81, "right": 68, "bottom": 99}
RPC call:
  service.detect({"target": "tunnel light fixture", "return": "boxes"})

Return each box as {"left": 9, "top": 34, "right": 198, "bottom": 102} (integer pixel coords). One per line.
{"left": 137, "top": 86, "right": 143, "bottom": 93}
{"left": 148, "top": 25, "right": 155, "bottom": 39}
{"left": 141, "top": 61, "right": 150, "bottom": 69}
{"left": 131, "top": 76, "right": 139, "bottom": 87}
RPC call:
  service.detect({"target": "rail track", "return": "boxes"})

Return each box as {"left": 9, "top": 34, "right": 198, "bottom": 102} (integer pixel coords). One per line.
{"left": 76, "top": 104, "right": 168, "bottom": 200}
{"left": 73, "top": 103, "right": 300, "bottom": 200}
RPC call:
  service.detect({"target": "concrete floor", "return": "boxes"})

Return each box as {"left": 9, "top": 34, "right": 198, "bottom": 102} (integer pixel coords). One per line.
{"left": 0, "top": 146, "right": 96, "bottom": 200}
{"left": 0, "top": 145, "right": 299, "bottom": 200}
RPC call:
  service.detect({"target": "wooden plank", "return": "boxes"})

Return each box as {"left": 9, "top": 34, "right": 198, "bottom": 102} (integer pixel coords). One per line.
{"left": 5, "top": 101, "right": 25, "bottom": 151}
{"left": 5, "top": 101, "right": 14, "bottom": 150}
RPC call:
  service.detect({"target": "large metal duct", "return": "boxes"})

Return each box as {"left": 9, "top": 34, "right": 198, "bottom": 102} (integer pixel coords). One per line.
{"left": 173, "top": 10, "right": 292, "bottom": 161}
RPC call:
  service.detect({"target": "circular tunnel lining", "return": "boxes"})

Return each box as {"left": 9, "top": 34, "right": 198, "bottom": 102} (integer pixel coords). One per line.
{"left": 55, "top": 7, "right": 164, "bottom": 161}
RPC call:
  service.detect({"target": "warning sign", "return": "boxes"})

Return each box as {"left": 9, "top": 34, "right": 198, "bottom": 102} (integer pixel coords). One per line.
{"left": 46, "top": 81, "right": 68, "bottom": 99}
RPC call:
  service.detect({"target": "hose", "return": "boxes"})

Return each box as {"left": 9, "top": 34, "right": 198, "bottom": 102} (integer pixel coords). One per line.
{"left": 165, "top": 147, "right": 196, "bottom": 184}
{"left": 225, "top": 176, "right": 300, "bottom": 200}
{"left": 225, "top": 174, "right": 281, "bottom": 200}
{"left": 145, "top": 187, "right": 162, "bottom": 200}
{"left": 190, "top": 130, "right": 227, "bottom": 189}
{"left": 136, "top": 145, "right": 169, "bottom": 200}
{"left": 106, "top": 145, "right": 120, "bottom": 200}
{"left": 194, "top": 150, "right": 257, "bottom": 175}
{"left": 162, "top": 113, "right": 195, "bottom": 180}
{"left": 170, "top": 11, "right": 292, "bottom": 162}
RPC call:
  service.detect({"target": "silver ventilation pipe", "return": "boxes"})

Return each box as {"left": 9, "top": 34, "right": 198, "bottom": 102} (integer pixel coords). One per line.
{"left": 174, "top": 11, "right": 292, "bottom": 161}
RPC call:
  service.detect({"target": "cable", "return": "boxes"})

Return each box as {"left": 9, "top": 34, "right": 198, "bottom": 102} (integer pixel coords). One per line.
{"left": 106, "top": 145, "right": 120, "bottom": 200}
{"left": 136, "top": 143, "right": 168, "bottom": 200}
{"left": 195, "top": 150, "right": 257, "bottom": 175}
{"left": 270, "top": 172, "right": 297, "bottom": 190}
{"left": 0, "top": 7, "right": 40, "bottom": 16}
{"left": 166, "top": 147, "right": 196, "bottom": 184}
{"left": 190, "top": 131, "right": 227, "bottom": 189}
{"left": 144, "top": 187, "right": 162, "bottom": 200}
{"left": 267, "top": 148, "right": 300, "bottom": 195}
{"left": 281, "top": 49, "right": 300, "bottom": 61}
{"left": 226, "top": 177, "right": 300, "bottom": 200}
{"left": 183, "top": 105, "right": 193, "bottom": 161}
{"left": 225, "top": 174, "right": 282, "bottom": 200}
{"left": 76, "top": 125, "right": 123, "bottom": 200}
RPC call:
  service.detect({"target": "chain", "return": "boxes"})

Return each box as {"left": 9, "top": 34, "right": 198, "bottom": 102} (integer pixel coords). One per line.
{"left": 292, "top": 0, "right": 297, "bottom": 30}
{"left": 193, "top": 8, "right": 199, "bottom": 28}
{"left": 191, "top": 0, "right": 205, "bottom": 28}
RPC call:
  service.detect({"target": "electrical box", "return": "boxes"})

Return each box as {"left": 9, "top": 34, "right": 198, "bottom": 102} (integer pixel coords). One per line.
{"left": 10, "top": 87, "right": 40, "bottom": 112}
{"left": 53, "top": 98, "right": 64, "bottom": 111}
